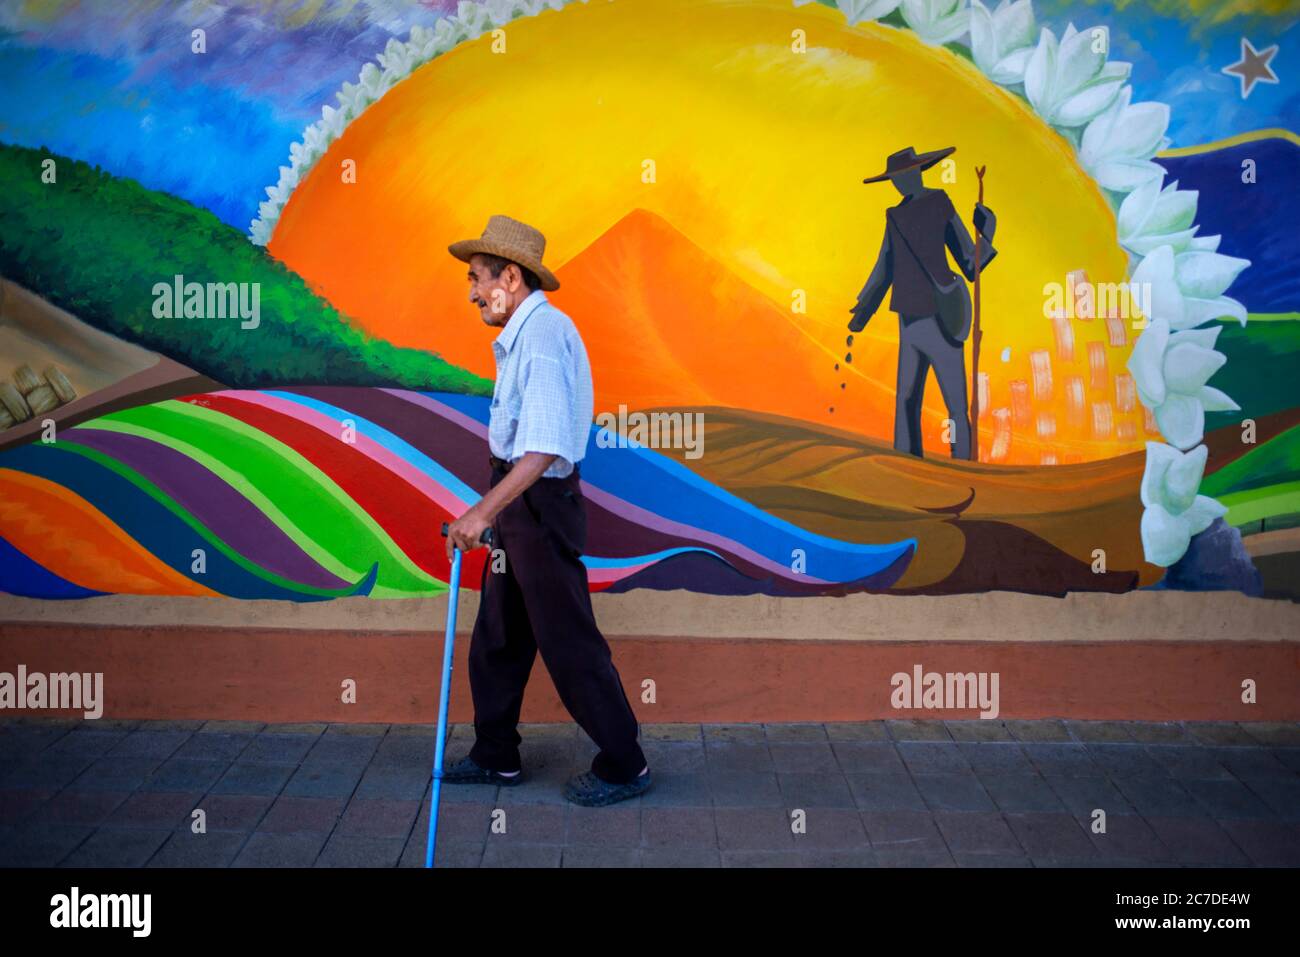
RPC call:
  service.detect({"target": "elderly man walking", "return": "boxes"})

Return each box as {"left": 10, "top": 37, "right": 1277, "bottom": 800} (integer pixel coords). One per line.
{"left": 441, "top": 215, "right": 651, "bottom": 807}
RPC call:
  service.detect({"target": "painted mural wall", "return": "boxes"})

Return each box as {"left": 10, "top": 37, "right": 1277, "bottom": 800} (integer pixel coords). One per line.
{"left": 0, "top": 0, "right": 1296, "bottom": 601}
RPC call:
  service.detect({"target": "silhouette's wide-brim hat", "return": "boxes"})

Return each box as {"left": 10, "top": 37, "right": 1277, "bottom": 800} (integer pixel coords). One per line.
{"left": 448, "top": 214, "right": 560, "bottom": 291}
{"left": 862, "top": 146, "right": 956, "bottom": 184}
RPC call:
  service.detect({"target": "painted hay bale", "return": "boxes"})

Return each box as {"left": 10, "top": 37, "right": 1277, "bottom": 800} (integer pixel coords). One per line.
{"left": 0, "top": 406, "right": 13, "bottom": 430}
{"left": 44, "top": 366, "right": 77, "bottom": 404}
{"left": 0, "top": 381, "right": 32, "bottom": 422}
{"left": 26, "top": 384, "right": 59, "bottom": 416}
{"left": 13, "top": 364, "right": 41, "bottom": 395}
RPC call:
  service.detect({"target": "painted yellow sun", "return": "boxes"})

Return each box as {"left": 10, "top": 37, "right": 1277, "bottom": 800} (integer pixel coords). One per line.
{"left": 270, "top": 0, "right": 1140, "bottom": 463}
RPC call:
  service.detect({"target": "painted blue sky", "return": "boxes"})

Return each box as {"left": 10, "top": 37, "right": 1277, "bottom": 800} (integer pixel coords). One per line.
{"left": 0, "top": 0, "right": 1295, "bottom": 231}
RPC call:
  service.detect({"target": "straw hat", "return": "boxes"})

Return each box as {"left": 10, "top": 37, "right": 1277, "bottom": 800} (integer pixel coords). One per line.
{"left": 448, "top": 215, "right": 560, "bottom": 291}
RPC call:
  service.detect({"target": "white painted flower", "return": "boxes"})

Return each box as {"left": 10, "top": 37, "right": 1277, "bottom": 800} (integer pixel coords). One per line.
{"left": 900, "top": 0, "right": 971, "bottom": 46}
{"left": 796, "top": 0, "right": 902, "bottom": 25}
{"left": 1078, "top": 86, "right": 1169, "bottom": 192}
{"left": 1141, "top": 495, "right": 1228, "bottom": 568}
{"left": 454, "top": 0, "right": 492, "bottom": 36}
{"left": 1117, "top": 178, "right": 1201, "bottom": 256}
{"left": 969, "top": 0, "right": 1036, "bottom": 85}
{"left": 1127, "top": 317, "right": 1238, "bottom": 449}
{"left": 1025, "top": 24, "right": 1130, "bottom": 129}
{"left": 1141, "top": 441, "right": 1206, "bottom": 515}
{"left": 1129, "top": 245, "right": 1250, "bottom": 332}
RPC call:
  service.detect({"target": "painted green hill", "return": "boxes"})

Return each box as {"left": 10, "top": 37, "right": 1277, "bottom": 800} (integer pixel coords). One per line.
{"left": 0, "top": 143, "right": 490, "bottom": 395}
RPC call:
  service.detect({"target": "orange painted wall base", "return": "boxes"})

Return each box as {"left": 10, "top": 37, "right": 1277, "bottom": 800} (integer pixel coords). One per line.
{"left": 1, "top": 623, "right": 1295, "bottom": 723}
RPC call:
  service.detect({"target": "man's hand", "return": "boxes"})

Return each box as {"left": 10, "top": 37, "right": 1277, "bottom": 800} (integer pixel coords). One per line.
{"left": 973, "top": 202, "right": 996, "bottom": 238}
{"left": 446, "top": 505, "right": 492, "bottom": 561}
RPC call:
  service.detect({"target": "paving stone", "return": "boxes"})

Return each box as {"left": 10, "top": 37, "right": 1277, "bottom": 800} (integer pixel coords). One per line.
{"left": 641, "top": 806, "right": 716, "bottom": 848}
{"left": 418, "top": 799, "right": 491, "bottom": 845}
{"left": 798, "top": 848, "right": 880, "bottom": 867}
{"left": 46, "top": 729, "right": 128, "bottom": 758}
{"left": 1064, "top": 720, "right": 1133, "bottom": 743}
{"left": 492, "top": 763, "right": 572, "bottom": 805}
{"left": 2, "top": 753, "right": 94, "bottom": 790}
{"left": 641, "top": 741, "right": 706, "bottom": 773}
{"left": 640, "top": 724, "right": 702, "bottom": 742}
{"left": 258, "top": 795, "right": 346, "bottom": 834}
{"left": 831, "top": 742, "right": 907, "bottom": 774}
{"left": 846, "top": 773, "right": 927, "bottom": 812}
{"left": 301, "top": 735, "right": 380, "bottom": 766}
{"left": 976, "top": 771, "right": 1065, "bottom": 813}
{"left": 144, "top": 720, "right": 207, "bottom": 732}
{"left": 1143, "top": 745, "right": 1234, "bottom": 780}
{"left": 233, "top": 832, "right": 328, "bottom": 867}
{"left": 241, "top": 734, "right": 319, "bottom": 765}
{"left": 945, "top": 720, "right": 1014, "bottom": 742}
{"left": 401, "top": 839, "right": 482, "bottom": 868}
{"left": 107, "top": 790, "right": 202, "bottom": 829}
{"left": 1182, "top": 778, "right": 1277, "bottom": 819}
{"left": 1267, "top": 748, "right": 1300, "bottom": 773}
{"left": 1022, "top": 742, "right": 1102, "bottom": 778}
{"left": 1086, "top": 813, "right": 1170, "bottom": 863}
{"left": 722, "top": 850, "right": 806, "bottom": 867}
{"left": 486, "top": 803, "right": 566, "bottom": 844}
{"left": 825, "top": 722, "right": 890, "bottom": 741}
{"left": 561, "top": 846, "right": 641, "bottom": 867}
{"left": 703, "top": 741, "right": 773, "bottom": 773}
{"left": 764, "top": 723, "right": 828, "bottom": 743}
{"left": 874, "top": 848, "right": 956, "bottom": 867}
{"left": 481, "top": 843, "right": 562, "bottom": 867}
{"left": 1005, "top": 720, "right": 1071, "bottom": 742}
{"left": 1087, "top": 743, "right": 1171, "bottom": 778}
{"left": 959, "top": 742, "right": 1031, "bottom": 774}
{"left": 518, "top": 723, "right": 578, "bottom": 741}
{"left": 913, "top": 772, "right": 996, "bottom": 812}
{"left": 714, "top": 807, "right": 795, "bottom": 850}
{"left": 1003, "top": 812, "right": 1098, "bottom": 861}
{"left": 0, "top": 787, "right": 56, "bottom": 825}
{"left": 147, "top": 830, "right": 247, "bottom": 868}
{"left": 565, "top": 805, "right": 641, "bottom": 847}
{"left": 107, "top": 730, "right": 193, "bottom": 760}
{"left": 315, "top": 835, "right": 403, "bottom": 867}
{"left": 336, "top": 798, "right": 419, "bottom": 840}
{"left": 66, "top": 756, "right": 160, "bottom": 792}
{"left": 1240, "top": 723, "right": 1300, "bottom": 747}
{"left": 1240, "top": 775, "right": 1300, "bottom": 821}
{"left": 1111, "top": 776, "right": 1205, "bottom": 818}
{"left": 0, "top": 823, "right": 92, "bottom": 866}
{"left": 387, "top": 723, "right": 437, "bottom": 737}
{"left": 776, "top": 772, "right": 856, "bottom": 808}
{"left": 952, "top": 852, "right": 1032, "bottom": 867}
{"left": 1143, "top": 816, "right": 1250, "bottom": 865}
{"left": 61, "top": 826, "right": 171, "bottom": 867}
{"left": 210, "top": 762, "right": 294, "bottom": 797}
{"left": 886, "top": 719, "right": 953, "bottom": 742}
{"left": 708, "top": 771, "right": 783, "bottom": 808}
{"left": 1211, "top": 747, "right": 1294, "bottom": 779}
{"left": 860, "top": 809, "right": 948, "bottom": 854}
{"left": 790, "top": 807, "right": 869, "bottom": 850}
{"left": 356, "top": 764, "right": 430, "bottom": 801}
{"left": 199, "top": 721, "right": 267, "bottom": 735}
{"left": 1215, "top": 819, "right": 1300, "bottom": 866}
{"left": 174, "top": 733, "right": 254, "bottom": 763}
{"left": 1041, "top": 774, "right": 1133, "bottom": 817}
{"left": 261, "top": 723, "right": 328, "bottom": 735}
{"left": 639, "top": 846, "right": 721, "bottom": 867}
{"left": 1123, "top": 722, "right": 1191, "bottom": 744}
{"left": 933, "top": 811, "right": 1021, "bottom": 855}
{"left": 33, "top": 789, "right": 130, "bottom": 826}
{"left": 897, "top": 742, "right": 970, "bottom": 774}
{"left": 702, "top": 724, "right": 766, "bottom": 743}
{"left": 189, "top": 794, "right": 273, "bottom": 831}
{"left": 637, "top": 771, "right": 710, "bottom": 808}
{"left": 1183, "top": 723, "right": 1258, "bottom": 746}
{"left": 282, "top": 763, "right": 364, "bottom": 799}
{"left": 323, "top": 723, "right": 389, "bottom": 737}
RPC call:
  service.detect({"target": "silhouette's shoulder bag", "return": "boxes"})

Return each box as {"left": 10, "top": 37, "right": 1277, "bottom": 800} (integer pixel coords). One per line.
{"left": 887, "top": 205, "right": 972, "bottom": 343}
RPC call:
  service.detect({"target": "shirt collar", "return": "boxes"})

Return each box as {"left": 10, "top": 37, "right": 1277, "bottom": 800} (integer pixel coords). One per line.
{"left": 493, "top": 289, "right": 548, "bottom": 356}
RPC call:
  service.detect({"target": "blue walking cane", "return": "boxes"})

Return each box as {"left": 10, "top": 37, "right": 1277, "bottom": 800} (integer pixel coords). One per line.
{"left": 426, "top": 520, "right": 493, "bottom": 868}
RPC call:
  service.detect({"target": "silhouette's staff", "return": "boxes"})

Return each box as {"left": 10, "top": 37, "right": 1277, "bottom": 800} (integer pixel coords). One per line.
{"left": 848, "top": 146, "right": 998, "bottom": 460}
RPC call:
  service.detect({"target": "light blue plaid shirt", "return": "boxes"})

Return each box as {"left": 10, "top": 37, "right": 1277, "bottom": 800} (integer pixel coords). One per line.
{"left": 488, "top": 289, "right": 593, "bottom": 479}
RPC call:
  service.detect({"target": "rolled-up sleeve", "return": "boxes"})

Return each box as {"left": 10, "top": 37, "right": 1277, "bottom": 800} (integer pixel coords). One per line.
{"left": 510, "top": 346, "right": 575, "bottom": 471}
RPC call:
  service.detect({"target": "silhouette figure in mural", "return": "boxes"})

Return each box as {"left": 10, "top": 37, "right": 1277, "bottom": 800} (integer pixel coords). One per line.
{"left": 849, "top": 146, "right": 998, "bottom": 460}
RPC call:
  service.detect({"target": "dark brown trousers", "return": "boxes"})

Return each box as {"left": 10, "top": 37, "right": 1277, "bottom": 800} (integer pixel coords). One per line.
{"left": 466, "top": 461, "right": 647, "bottom": 784}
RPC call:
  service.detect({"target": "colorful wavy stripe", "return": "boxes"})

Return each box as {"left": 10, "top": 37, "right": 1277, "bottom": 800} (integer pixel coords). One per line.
{"left": 0, "top": 388, "right": 916, "bottom": 599}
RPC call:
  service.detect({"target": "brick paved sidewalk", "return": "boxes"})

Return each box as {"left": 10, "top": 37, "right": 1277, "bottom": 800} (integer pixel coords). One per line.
{"left": 1, "top": 719, "right": 1297, "bottom": 867}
